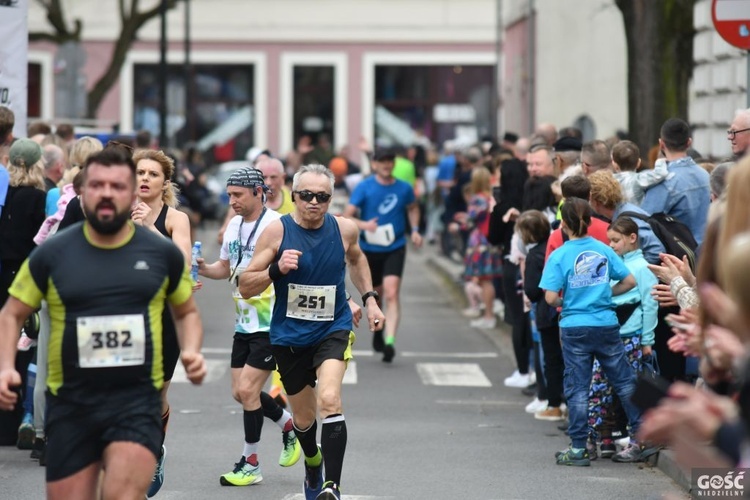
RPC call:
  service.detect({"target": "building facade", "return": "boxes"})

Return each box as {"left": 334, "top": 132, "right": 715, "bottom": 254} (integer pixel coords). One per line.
{"left": 26, "top": 0, "right": 630, "bottom": 160}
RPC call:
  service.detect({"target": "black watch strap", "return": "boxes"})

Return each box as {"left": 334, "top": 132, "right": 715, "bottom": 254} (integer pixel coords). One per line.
{"left": 361, "top": 290, "right": 379, "bottom": 305}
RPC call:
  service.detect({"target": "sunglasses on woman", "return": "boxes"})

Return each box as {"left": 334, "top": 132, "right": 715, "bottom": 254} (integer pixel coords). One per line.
{"left": 293, "top": 190, "right": 332, "bottom": 203}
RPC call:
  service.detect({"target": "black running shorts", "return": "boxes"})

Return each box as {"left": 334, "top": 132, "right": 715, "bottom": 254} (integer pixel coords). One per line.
{"left": 45, "top": 390, "right": 162, "bottom": 482}
{"left": 271, "top": 330, "right": 355, "bottom": 396}
{"left": 231, "top": 333, "right": 276, "bottom": 370}
{"left": 364, "top": 246, "right": 406, "bottom": 288}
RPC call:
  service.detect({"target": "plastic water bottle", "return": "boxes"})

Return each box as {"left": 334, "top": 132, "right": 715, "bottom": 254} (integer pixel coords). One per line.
{"left": 191, "top": 241, "right": 202, "bottom": 283}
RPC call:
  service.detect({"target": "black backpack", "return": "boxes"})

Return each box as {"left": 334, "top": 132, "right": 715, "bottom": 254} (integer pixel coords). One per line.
{"left": 620, "top": 211, "right": 699, "bottom": 271}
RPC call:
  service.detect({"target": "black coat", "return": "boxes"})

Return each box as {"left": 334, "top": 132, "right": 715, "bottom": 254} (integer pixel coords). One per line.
{"left": 522, "top": 237, "right": 559, "bottom": 330}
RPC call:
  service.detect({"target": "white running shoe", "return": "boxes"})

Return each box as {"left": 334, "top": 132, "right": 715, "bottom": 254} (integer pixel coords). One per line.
{"left": 524, "top": 398, "right": 548, "bottom": 414}
{"left": 504, "top": 370, "right": 533, "bottom": 388}
{"left": 461, "top": 307, "right": 482, "bottom": 318}
{"left": 470, "top": 317, "right": 497, "bottom": 329}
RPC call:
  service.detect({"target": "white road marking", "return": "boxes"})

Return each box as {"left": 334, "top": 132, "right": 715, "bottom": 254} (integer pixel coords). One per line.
{"left": 281, "top": 495, "right": 394, "bottom": 500}
{"left": 170, "top": 359, "right": 227, "bottom": 384}
{"left": 352, "top": 350, "right": 497, "bottom": 359}
{"left": 416, "top": 363, "right": 492, "bottom": 387}
{"left": 400, "top": 351, "right": 498, "bottom": 358}
{"left": 343, "top": 361, "right": 357, "bottom": 385}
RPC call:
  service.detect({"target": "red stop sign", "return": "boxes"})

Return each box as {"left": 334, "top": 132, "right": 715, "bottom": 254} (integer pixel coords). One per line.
{"left": 713, "top": 0, "right": 750, "bottom": 50}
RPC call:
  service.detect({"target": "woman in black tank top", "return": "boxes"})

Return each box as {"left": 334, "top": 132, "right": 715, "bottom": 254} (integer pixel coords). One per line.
{"left": 131, "top": 149, "right": 194, "bottom": 496}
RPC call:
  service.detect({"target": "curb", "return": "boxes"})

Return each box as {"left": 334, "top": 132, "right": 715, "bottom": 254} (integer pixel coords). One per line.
{"left": 424, "top": 251, "right": 690, "bottom": 494}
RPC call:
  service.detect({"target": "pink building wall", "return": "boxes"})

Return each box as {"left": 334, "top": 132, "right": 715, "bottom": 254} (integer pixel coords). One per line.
{"left": 31, "top": 39, "right": 495, "bottom": 155}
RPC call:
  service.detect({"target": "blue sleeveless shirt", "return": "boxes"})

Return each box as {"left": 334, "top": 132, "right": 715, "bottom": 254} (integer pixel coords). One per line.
{"left": 271, "top": 213, "right": 352, "bottom": 347}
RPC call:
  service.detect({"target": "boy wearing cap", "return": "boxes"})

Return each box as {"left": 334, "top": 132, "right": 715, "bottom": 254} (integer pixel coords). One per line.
{"left": 197, "top": 167, "right": 302, "bottom": 486}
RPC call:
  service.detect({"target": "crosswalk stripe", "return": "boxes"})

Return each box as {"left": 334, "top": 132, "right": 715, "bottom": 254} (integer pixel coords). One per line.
{"left": 416, "top": 363, "right": 492, "bottom": 387}
{"left": 343, "top": 361, "right": 357, "bottom": 385}
{"left": 172, "top": 357, "right": 494, "bottom": 389}
{"left": 170, "top": 359, "right": 228, "bottom": 384}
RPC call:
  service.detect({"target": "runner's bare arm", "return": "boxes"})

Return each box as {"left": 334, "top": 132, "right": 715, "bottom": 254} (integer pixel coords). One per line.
{"left": 168, "top": 208, "right": 193, "bottom": 264}
{"left": 239, "top": 220, "right": 283, "bottom": 299}
{"left": 169, "top": 296, "right": 206, "bottom": 385}
{"left": 338, "top": 217, "right": 373, "bottom": 294}
{"left": 0, "top": 298, "right": 36, "bottom": 410}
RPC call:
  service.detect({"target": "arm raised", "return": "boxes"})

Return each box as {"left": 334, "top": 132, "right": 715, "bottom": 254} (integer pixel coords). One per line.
{"left": 239, "top": 220, "right": 284, "bottom": 299}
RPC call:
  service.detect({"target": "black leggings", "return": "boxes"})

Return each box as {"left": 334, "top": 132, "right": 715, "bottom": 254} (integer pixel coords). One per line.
{"left": 501, "top": 260, "right": 530, "bottom": 374}
{"left": 539, "top": 324, "right": 564, "bottom": 407}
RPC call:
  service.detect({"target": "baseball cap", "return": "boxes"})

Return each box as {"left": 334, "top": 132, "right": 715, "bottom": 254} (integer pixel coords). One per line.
{"left": 226, "top": 167, "right": 270, "bottom": 192}
{"left": 9, "top": 138, "right": 42, "bottom": 169}
{"left": 373, "top": 148, "right": 396, "bottom": 162}
{"left": 553, "top": 136, "right": 583, "bottom": 152}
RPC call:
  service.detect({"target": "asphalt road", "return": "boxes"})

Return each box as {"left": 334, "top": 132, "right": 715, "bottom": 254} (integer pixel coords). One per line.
{"left": 0, "top": 225, "right": 687, "bottom": 499}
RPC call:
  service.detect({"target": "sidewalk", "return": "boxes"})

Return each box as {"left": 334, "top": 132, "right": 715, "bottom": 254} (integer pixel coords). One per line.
{"left": 421, "top": 242, "right": 691, "bottom": 493}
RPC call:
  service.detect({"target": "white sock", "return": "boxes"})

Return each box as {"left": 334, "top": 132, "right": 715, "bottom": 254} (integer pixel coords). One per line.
{"left": 243, "top": 442, "right": 258, "bottom": 460}
{"left": 275, "top": 409, "right": 293, "bottom": 430}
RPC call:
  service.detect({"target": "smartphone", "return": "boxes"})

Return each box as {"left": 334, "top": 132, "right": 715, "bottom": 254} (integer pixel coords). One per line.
{"left": 631, "top": 373, "right": 672, "bottom": 411}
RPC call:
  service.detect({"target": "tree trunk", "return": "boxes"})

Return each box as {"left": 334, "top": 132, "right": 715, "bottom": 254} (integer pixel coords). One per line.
{"left": 615, "top": 0, "right": 695, "bottom": 162}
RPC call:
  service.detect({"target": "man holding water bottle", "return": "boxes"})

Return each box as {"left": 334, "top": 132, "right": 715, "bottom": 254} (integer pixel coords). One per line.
{"left": 196, "top": 167, "right": 303, "bottom": 487}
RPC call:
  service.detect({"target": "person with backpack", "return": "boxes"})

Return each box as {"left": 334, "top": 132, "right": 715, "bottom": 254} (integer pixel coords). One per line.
{"left": 640, "top": 118, "right": 710, "bottom": 246}
{"left": 588, "top": 170, "right": 665, "bottom": 265}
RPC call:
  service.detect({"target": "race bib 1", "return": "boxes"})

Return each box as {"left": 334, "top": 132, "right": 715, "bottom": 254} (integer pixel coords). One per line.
{"left": 286, "top": 284, "right": 336, "bottom": 321}
{"left": 76, "top": 314, "right": 146, "bottom": 368}
{"left": 363, "top": 223, "right": 395, "bottom": 247}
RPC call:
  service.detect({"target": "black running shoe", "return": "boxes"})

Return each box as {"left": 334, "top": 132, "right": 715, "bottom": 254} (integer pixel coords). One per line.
{"left": 30, "top": 438, "right": 45, "bottom": 461}
{"left": 382, "top": 344, "right": 395, "bottom": 363}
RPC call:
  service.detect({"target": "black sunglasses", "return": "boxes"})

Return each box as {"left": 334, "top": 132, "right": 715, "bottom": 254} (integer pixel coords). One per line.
{"left": 294, "top": 190, "right": 331, "bottom": 203}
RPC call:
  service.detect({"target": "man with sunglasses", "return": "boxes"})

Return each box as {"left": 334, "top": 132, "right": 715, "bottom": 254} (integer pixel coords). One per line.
{"left": 239, "top": 163, "right": 384, "bottom": 500}
{"left": 343, "top": 149, "right": 422, "bottom": 363}
{"left": 196, "top": 167, "right": 302, "bottom": 487}
{"left": 728, "top": 108, "right": 750, "bottom": 160}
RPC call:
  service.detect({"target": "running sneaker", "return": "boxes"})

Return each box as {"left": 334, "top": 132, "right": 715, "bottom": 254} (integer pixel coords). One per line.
{"left": 586, "top": 440, "right": 598, "bottom": 461}
{"left": 17, "top": 332, "right": 37, "bottom": 352}
{"left": 372, "top": 330, "right": 385, "bottom": 352}
{"left": 534, "top": 407, "right": 564, "bottom": 422}
{"left": 303, "top": 448, "right": 324, "bottom": 500}
{"left": 16, "top": 413, "right": 35, "bottom": 450}
{"left": 555, "top": 446, "right": 591, "bottom": 466}
{"left": 524, "top": 398, "right": 548, "bottom": 414}
{"left": 30, "top": 437, "right": 45, "bottom": 461}
{"left": 612, "top": 442, "right": 642, "bottom": 463}
{"left": 147, "top": 445, "right": 167, "bottom": 497}
{"left": 220, "top": 456, "right": 263, "bottom": 486}
{"left": 382, "top": 344, "right": 395, "bottom": 363}
{"left": 470, "top": 316, "right": 497, "bottom": 329}
{"left": 23, "top": 312, "right": 40, "bottom": 340}
{"left": 316, "top": 481, "right": 341, "bottom": 499}
{"left": 600, "top": 439, "right": 616, "bottom": 459}
{"left": 279, "top": 429, "right": 302, "bottom": 467}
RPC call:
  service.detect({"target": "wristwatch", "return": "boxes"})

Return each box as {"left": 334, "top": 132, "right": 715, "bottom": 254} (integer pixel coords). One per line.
{"left": 361, "top": 290, "right": 379, "bottom": 305}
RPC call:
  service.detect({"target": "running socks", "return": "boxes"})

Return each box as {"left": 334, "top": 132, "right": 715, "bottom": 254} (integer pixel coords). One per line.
{"left": 243, "top": 408, "right": 264, "bottom": 446}
{"left": 321, "top": 414, "right": 347, "bottom": 486}
{"left": 385, "top": 336, "right": 395, "bottom": 346}
{"left": 294, "top": 420, "right": 322, "bottom": 465}
{"left": 260, "top": 391, "right": 283, "bottom": 421}
{"left": 260, "top": 391, "right": 293, "bottom": 431}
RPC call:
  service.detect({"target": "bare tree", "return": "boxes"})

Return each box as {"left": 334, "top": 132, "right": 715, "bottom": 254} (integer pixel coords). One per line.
{"left": 30, "top": 0, "right": 181, "bottom": 118}
{"left": 614, "top": 0, "right": 696, "bottom": 160}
